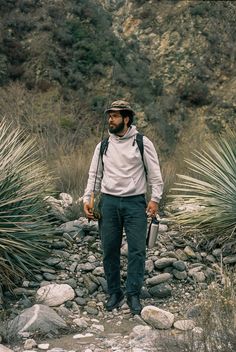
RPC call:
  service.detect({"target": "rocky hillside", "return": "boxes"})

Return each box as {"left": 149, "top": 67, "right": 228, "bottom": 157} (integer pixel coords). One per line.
{"left": 0, "top": 0, "right": 235, "bottom": 157}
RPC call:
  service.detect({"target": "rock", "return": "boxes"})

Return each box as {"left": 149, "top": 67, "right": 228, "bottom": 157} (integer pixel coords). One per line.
{"left": 189, "top": 268, "right": 206, "bottom": 282}
{"left": 146, "top": 273, "right": 172, "bottom": 286}
{"left": 172, "top": 269, "right": 188, "bottom": 280}
{"left": 62, "top": 278, "right": 77, "bottom": 289}
{"left": 154, "top": 258, "right": 177, "bottom": 269}
{"left": 223, "top": 255, "right": 236, "bottom": 265}
{"left": 42, "top": 273, "right": 57, "bottom": 281}
{"left": 145, "top": 259, "right": 154, "bottom": 274}
{"left": 82, "top": 276, "right": 98, "bottom": 294}
{"left": 158, "top": 224, "right": 168, "bottom": 233}
{"left": 184, "top": 246, "right": 196, "bottom": 258}
{"left": 149, "top": 283, "right": 172, "bottom": 298}
{"left": 141, "top": 306, "right": 174, "bottom": 329}
{"left": 24, "top": 339, "right": 37, "bottom": 349}
{"left": 92, "top": 266, "right": 104, "bottom": 276}
{"left": 173, "top": 319, "right": 195, "bottom": 331}
{"left": 36, "top": 284, "right": 75, "bottom": 306}
{"left": 12, "top": 288, "right": 36, "bottom": 296}
{"left": 90, "top": 324, "right": 105, "bottom": 333}
{"left": 0, "top": 344, "right": 14, "bottom": 352}
{"left": 0, "top": 345, "right": 14, "bottom": 352}
{"left": 59, "top": 192, "right": 73, "bottom": 207}
{"left": 186, "top": 304, "right": 202, "bottom": 318}
{"left": 38, "top": 343, "right": 50, "bottom": 350}
{"left": 175, "top": 249, "right": 188, "bottom": 261}
{"left": 172, "top": 260, "right": 187, "bottom": 271}
{"left": 73, "top": 318, "right": 88, "bottom": 329}
{"left": 8, "top": 304, "right": 67, "bottom": 338}
{"left": 77, "top": 263, "right": 96, "bottom": 272}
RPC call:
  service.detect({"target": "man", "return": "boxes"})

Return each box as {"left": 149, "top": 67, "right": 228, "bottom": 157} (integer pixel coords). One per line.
{"left": 83, "top": 100, "right": 163, "bottom": 315}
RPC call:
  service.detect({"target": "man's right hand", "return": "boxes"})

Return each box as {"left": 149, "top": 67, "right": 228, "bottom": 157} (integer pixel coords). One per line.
{"left": 83, "top": 202, "right": 94, "bottom": 220}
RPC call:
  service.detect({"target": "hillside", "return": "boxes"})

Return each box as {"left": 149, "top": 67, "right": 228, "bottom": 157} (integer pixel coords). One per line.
{"left": 0, "top": 0, "right": 235, "bottom": 191}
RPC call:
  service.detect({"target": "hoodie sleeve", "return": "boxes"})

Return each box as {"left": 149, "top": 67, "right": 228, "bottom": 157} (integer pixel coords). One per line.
{"left": 83, "top": 142, "right": 103, "bottom": 204}
{"left": 143, "top": 136, "right": 164, "bottom": 203}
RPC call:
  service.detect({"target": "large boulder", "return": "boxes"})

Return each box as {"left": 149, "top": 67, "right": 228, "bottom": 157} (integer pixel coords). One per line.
{"left": 36, "top": 283, "right": 75, "bottom": 306}
{"left": 8, "top": 304, "right": 67, "bottom": 338}
{"left": 141, "top": 306, "right": 174, "bottom": 329}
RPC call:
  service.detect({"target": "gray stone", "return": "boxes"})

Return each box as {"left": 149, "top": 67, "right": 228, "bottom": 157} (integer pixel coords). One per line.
{"left": 173, "top": 269, "right": 187, "bottom": 280}
{"left": 82, "top": 276, "right": 98, "bottom": 294}
{"left": 44, "top": 258, "right": 61, "bottom": 266}
{"left": 12, "top": 288, "right": 35, "bottom": 296}
{"left": 205, "top": 254, "right": 215, "bottom": 263}
{"left": 141, "top": 306, "right": 174, "bottom": 329}
{"left": 184, "top": 246, "right": 196, "bottom": 258}
{"left": 77, "top": 263, "right": 96, "bottom": 272}
{"left": 51, "top": 241, "right": 67, "bottom": 250}
{"left": 74, "top": 297, "right": 87, "bottom": 306}
{"left": 146, "top": 273, "right": 172, "bottom": 286}
{"left": 84, "top": 306, "right": 99, "bottom": 315}
{"left": 62, "top": 278, "right": 77, "bottom": 289}
{"left": 0, "top": 345, "right": 14, "bottom": 352}
{"left": 8, "top": 304, "right": 67, "bottom": 338}
{"left": 173, "top": 319, "right": 195, "bottom": 331}
{"left": 191, "top": 271, "right": 206, "bottom": 282}
{"left": 145, "top": 259, "right": 154, "bottom": 274}
{"left": 186, "top": 304, "right": 202, "bottom": 319}
{"left": 175, "top": 249, "right": 188, "bottom": 261}
{"left": 36, "top": 283, "right": 75, "bottom": 306}
{"left": 149, "top": 283, "right": 172, "bottom": 298}
{"left": 43, "top": 273, "right": 57, "bottom": 281}
{"left": 97, "top": 277, "right": 108, "bottom": 293}
{"left": 24, "top": 339, "right": 37, "bottom": 349}
{"left": 172, "top": 260, "right": 187, "bottom": 271}
{"left": 223, "top": 255, "right": 236, "bottom": 265}
{"left": 154, "top": 257, "right": 177, "bottom": 269}
{"left": 212, "top": 248, "right": 222, "bottom": 257}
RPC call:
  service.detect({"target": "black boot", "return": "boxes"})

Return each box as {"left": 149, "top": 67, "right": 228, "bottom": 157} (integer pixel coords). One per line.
{"left": 105, "top": 291, "right": 124, "bottom": 311}
{"left": 127, "top": 295, "right": 142, "bottom": 315}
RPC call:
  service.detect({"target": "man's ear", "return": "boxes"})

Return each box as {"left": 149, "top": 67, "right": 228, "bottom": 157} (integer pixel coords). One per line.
{"left": 124, "top": 116, "right": 129, "bottom": 126}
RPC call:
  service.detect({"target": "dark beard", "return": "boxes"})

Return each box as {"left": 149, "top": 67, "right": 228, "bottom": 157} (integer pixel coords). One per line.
{"left": 109, "top": 120, "right": 125, "bottom": 134}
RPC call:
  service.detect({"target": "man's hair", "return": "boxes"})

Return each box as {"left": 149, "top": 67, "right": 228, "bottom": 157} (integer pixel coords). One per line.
{"left": 120, "top": 110, "right": 134, "bottom": 127}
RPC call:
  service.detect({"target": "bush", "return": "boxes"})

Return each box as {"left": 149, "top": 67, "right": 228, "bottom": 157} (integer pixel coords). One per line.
{"left": 0, "top": 119, "right": 56, "bottom": 288}
{"left": 179, "top": 79, "right": 209, "bottom": 106}
{"left": 169, "top": 130, "right": 236, "bottom": 243}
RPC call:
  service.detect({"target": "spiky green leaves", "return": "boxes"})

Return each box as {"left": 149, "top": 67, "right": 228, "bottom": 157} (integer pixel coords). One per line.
{"left": 170, "top": 131, "right": 236, "bottom": 242}
{"left": 0, "top": 120, "right": 55, "bottom": 287}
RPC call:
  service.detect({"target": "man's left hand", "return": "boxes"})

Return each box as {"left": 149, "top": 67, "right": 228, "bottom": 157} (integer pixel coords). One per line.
{"left": 146, "top": 200, "right": 158, "bottom": 218}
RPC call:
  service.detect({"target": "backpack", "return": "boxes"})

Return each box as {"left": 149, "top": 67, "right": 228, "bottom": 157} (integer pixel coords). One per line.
{"left": 100, "top": 133, "right": 147, "bottom": 175}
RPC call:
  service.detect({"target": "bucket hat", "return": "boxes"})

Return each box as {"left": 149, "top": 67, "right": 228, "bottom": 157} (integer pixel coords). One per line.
{"left": 105, "top": 100, "right": 135, "bottom": 115}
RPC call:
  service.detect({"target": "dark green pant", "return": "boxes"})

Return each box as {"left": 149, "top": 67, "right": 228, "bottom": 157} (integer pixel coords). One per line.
{"left": 99, "top": 193, "right": 147, "bottom": 295}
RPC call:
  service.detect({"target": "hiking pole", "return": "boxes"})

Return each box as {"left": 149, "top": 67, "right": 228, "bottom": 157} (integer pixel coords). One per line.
{"left": 89, "top": 64, "right": 116, "bottom": 219}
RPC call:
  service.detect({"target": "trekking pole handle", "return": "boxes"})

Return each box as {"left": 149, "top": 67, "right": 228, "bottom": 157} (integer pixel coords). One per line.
{"left": 89, "top": 191, "right": 95, "bottom": 212}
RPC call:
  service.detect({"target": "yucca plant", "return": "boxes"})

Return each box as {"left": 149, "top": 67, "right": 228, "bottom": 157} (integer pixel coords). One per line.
{"left": 169, "top": 130, "right": 236, "bottom": 243}
{"left": 0, "top": 119, "right": 56, "bottom": 288}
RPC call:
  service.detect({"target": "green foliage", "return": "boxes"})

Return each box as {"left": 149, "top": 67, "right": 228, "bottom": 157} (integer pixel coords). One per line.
{"left": 170, "top": 130, "right": 236, "bottom": 243}
{"left": 0, "top": 120, "right": 56, "bottom": 288}
{"left": 190, "top": 2, "right": 211, "bottom": 16}
{"left": 0, "top": 55, "right": 8, "bottom": 85}
{"left": 179, "top": 79, "right": 209, "bottom": 106}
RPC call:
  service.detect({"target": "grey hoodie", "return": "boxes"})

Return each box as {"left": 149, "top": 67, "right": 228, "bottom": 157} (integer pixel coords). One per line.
{"left": 83, "top": 125, "right": 163, "bottom": 203}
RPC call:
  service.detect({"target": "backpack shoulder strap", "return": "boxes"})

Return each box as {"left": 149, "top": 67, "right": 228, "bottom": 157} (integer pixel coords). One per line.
{"left": 100, "top": 137, "right": 109, "bottom": 164}
{"left": 136, "top": 133, "right": 147, "bottom": 176}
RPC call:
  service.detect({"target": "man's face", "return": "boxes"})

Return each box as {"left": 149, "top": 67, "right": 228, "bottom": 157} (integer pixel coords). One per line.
{"left": 108, "top": 112, "right": 125, "bottom": 134}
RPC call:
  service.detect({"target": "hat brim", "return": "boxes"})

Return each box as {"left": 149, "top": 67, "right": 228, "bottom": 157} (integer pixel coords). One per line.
{"left": 105, "top": 107, "right": 135, "bottom": 114}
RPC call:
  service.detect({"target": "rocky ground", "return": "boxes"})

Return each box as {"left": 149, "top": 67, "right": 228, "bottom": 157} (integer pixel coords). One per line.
{"left": 0, "top": 195, "right": 233, "bottom": 352}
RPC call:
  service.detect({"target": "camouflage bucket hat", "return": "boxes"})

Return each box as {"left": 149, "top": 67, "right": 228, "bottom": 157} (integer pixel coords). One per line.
{"left": 105, "top": 100, "right": 135, "bottom": 115}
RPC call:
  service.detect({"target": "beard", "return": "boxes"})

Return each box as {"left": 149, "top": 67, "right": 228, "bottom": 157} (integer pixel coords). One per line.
{"left": 109, "top": 120, "right": 125, "bottom": 134}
